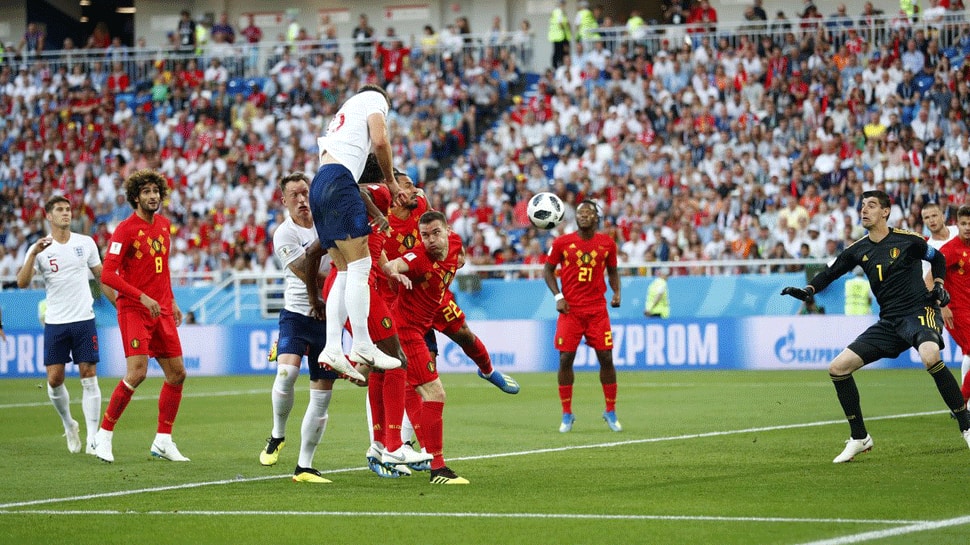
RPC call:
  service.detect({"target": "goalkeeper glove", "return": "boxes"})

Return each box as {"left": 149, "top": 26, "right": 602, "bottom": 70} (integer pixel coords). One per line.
{"left": 781, "top": 286, "right": 814, "bottom": 302}
{"left": 930, "top": 283, "right": 950, "bottom": 307}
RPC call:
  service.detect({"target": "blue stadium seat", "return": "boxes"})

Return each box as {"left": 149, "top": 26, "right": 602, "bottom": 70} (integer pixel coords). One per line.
{"left": 913, "top": 72, "right": 934, "bottom": 93}
{"left": 245, "top": 77, "right": 267, "bottom": 91}
{"left": 541, "top": 156, "right": 557, "bottom": 180}
{"left": 114, "top": 92, "right": 135, "bottom": 107}
{"left": 226, "top": 77, "right": 245, "bottom": 96}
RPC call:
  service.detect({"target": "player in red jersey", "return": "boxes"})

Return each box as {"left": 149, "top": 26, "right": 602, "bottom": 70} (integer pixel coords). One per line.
{"left": 382, "top": 211, "right": 469, "bottom": 484}
{"left": 92, "top": 170, "right": 189, "bottom": 463}
{"left": 544, "top": 200, "right": 622, "bottom": 434}
{"left": 385, "top": 174, "right": 519, "bottom": 394}
{"left": 939, "top": 205, "right": 970, "bottom": 403}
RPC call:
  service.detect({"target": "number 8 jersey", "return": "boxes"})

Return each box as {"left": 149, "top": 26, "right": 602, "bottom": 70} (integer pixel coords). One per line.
{"left": 102, "top": 213, "right": 174, "bottom": 315}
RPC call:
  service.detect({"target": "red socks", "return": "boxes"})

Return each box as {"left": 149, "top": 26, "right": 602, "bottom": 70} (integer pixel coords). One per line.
{"left": 382, "top": 368, "right": 406, "bottom": 451}
{"left": 101, "top": 380, "right": 135, "bottom": 431}
{"left": 368, "top": 372, "right": 386, "bottom": 445}
{"left": 602, "top": 382, "right": 617, "bottom": 413}
{"left": 462, "top": 335, "right": 493, "bottom": 375}
{"left": 405, "top": 385, "right": 424, "bottom": 444}
{"left": 558, "top": 385, "right": 573, "bottom": 414}
{"left": 420, "top": 401, "right": 445, "bottom": 470}
{"left": 157, "top": 382, "right": 183, "bottom": 434}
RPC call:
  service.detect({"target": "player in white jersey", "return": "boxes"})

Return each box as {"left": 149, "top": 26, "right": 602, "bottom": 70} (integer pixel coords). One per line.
{"left": 920, "top": 202, "right": 969, "bottom": 390}
{"left": 310, "top": 84, "right": 407, "bottom": 379}
{"left": 16, "top": 196, "right": 116, "bottom": 454}
{"left": 259, "top": 172, "right": 343, "bottom": 483}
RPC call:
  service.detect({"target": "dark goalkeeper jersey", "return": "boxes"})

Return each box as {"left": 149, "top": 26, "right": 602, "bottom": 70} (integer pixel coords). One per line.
{"left": 808, "top": 228, "right": 945, "bottom": 319}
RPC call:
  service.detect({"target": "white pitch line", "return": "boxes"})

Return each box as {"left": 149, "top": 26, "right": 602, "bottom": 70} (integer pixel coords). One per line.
{"left": 0, "top": 408, "right": 952, "bottom": 511}
{"left": 795, "top": 515, "right": 970, "bottom": 545}
{"left": 0, "top": 389, "right": 267, "bottom": 409}
{"left": 0, "top": 509, "right": 931, "bottom": 526}
{"left": 446, "top": 409, "right": 948, "bottom": 462}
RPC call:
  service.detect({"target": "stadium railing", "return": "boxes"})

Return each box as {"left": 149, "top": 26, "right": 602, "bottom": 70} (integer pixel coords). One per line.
{"left": 7, "top": 11, "right": 968, "bottom": 92}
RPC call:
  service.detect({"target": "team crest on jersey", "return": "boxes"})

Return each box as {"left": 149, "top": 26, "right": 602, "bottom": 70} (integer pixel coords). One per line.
{"left": 151, "top": 238, "right": 163, "bottom": 253}
{"left": 130, "top": 339, "right": 140, "bottom": 349}
{"left": 427, "top": 360, "right": 436, "bottom": 373}
{"left": 890, "top": 248, "right": 900, "bottom": 260}
{"left": 402, "top": 234, "right": 417, "bottom": 249}
{"left": 442, "top": 271, "right": 453, "bottom": 285}
{"left": 74, "top": 246, "right": 84, "bottom": 257}
{"left": 381, "top": 317, "right": 392, "bottom": 329}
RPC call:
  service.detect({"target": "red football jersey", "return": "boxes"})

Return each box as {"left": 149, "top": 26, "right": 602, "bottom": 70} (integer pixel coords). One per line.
{"left": 546, "top": 232, "right": 617, "bottom": 310}
{"left": 940, "top": 236, "right": 970, "bottom": 313}
{"left": 102, "top": 213, "right": 175, "bottom": 314}
{"left": 364, "top": 183, "right": 391, "bottom": 284}
{"left": 385, "top": 195, "right": 429, "bottom": 260}
{"left": 393, "top": 237, "right": 461, "bottom": 330}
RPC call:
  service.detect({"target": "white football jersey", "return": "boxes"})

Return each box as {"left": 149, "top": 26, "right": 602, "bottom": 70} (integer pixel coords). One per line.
{"left": 928, "top": 225, "right": 959, "bottom": 250}
{"left": 273, "top": 217, "right": 327, "bottom": 316}
{"left": 316, "top": 90, "right": 388, "bottom": 181}
{"left": 923, "top": 225, "right": 959, "bottom": 278}
{"left": 29, "top": 233, "right": 100, "bottom": 324}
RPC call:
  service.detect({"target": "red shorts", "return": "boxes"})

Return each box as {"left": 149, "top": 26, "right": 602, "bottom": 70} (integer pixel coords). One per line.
{"left": 554, "top": 305, "right": 613, "bottom": 352}
{"left": 946, "top": 308, "right": 970, "bottom": 353}
{"left": 432, "top": 290, "right": 466, "bottom": 336}
{"left": 399, "top": 325, "right": 438, "bottom": 387}
{"left": 118, "top": 308, "right": 183, "bottom": 358}
{"left": 323, "top": 270, "right": 397, "bottom": 343}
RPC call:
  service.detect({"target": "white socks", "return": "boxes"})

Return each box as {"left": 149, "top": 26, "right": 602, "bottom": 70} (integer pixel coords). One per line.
{"left": 962, "top": 355, "right": 970, "bottom": 389}
{"left": 401, "top": 411, "right": 415, "bottom": 445}
{"left": 298, "top": 389, "right": 332, "bottom": 468}
{"left": 324, "top": 271, "right": 349, "bottom": 355}
{"left": 271, "top": 364, "right": 300, "bottom": 438}
{"left": 47, "top": 383, "right": 74, "bottom": 429}
{"left": 80, "top": 376, "right": 101, "bottom": 445}
{"left": 345, "top": 257, "right": 375, "bottom": 354}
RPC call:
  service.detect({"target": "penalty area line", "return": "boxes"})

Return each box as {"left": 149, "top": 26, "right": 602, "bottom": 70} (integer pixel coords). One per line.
{"left": 795, "top": 514, "right": 970, "bottom": 545}
{"left": 0, "top": 509, "right": 932, "bottom": 526}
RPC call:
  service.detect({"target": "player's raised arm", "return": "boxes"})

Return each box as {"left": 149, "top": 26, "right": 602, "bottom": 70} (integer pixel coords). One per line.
{"left": 381, "top": 256, "right": 412, "bottom": 290}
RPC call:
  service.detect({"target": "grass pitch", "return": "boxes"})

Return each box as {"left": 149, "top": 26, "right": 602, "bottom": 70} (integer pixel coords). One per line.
{"left": 2, "top": 370, "right": 970, "bottom": 544}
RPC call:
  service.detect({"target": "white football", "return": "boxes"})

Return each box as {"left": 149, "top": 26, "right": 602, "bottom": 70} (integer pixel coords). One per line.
{"left": 527, "top": 192, "right": 566, "bottom": 229}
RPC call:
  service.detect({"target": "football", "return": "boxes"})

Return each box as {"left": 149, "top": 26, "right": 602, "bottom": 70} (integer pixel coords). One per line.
{"left": 527, "top": 192, "right": 565, "bottom": 229}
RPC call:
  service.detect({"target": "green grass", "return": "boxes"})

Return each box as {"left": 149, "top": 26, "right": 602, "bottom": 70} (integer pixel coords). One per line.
{"left": 2, "top": 370, "right": 970, "bottom": 544}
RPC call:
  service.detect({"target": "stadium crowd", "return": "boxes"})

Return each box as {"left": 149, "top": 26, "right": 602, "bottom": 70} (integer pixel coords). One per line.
{"left": 1, "top": 2, "right": 970, "bottom": 285}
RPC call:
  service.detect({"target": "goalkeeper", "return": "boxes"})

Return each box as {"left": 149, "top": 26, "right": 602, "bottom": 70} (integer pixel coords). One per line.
{"left": 782, "top": 190, "right": 970, "bottom": 463}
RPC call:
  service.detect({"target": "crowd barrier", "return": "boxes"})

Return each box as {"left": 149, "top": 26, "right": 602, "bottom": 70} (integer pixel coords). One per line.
{"left": 0, "top": 316, "right": 959, "bottom": 379}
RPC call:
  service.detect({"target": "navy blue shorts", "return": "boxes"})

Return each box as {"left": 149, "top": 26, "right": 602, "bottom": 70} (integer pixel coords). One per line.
{"left": 310, "top": 163, "right": 371, "bottom": 249}
{"left": 44, "top": 318, "right": 99, "bottom": 366}
{"left": 849, "top": 308, "right": 945, "bottom": 365}
{"left": 424, "top": 328, "right": 439, "bottom": 355}
{"left": 278, "top": 309, "right": 338, "bottom": 381}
